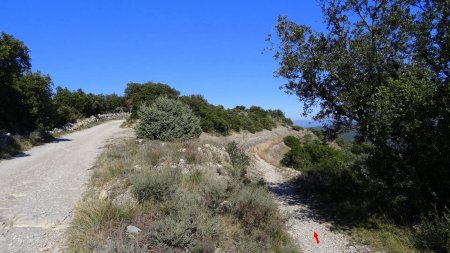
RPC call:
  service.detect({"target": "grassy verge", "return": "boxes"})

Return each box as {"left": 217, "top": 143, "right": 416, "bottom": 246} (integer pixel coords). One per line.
{"left": 68, "top": 138, "right": 300, "bottom": 252}
{"left": 349, "top": 219, "right": 418, "bottom": 253}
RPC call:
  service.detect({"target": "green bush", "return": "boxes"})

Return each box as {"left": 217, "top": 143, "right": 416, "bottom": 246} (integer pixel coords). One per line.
{"left": 282, "top": 136, "right": 368, "bottom": 218}
{"left": 232, "top": 185, "right": 277, "bottom": 229}
{"left": 282, "top": 141, "right": 348, "bottom": 171}
{"left": 292, "top": 125, "right": 303, "bottom": 131}
{"left": 226, "top": 141, "right": 250, "bottom": 178}
{"left": 134, "top": 96, "right": 202, "bottom": 142}
{"left": 130, "top": 168, "right": 181, "bottom": 202}
{"left": 414, "top": 208, "right": 450, "bottom": 252}
{"left": 283, "top": 135, "right": 301, "bottom": 148}
{"left": 149, "top": 190, "right": 222, "bottom": 252}
{"left": 29, "top": 129, "right": 53, "bottom": 145}
{"left": 180, "top": 95, "right": 293, "bottom": 136}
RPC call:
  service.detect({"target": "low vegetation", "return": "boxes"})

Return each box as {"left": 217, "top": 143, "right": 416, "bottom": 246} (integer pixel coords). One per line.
{"left": 126, "top": 84, "right": 294, "bottom": 136}
{"left": 180, "top": 95, "right": 293, "bottom": 135}
{"left": 68, "top": 138, "right": 299, "bottom": 252}
{"left": 0, "top": 129, "right": 54, "bottom": 158}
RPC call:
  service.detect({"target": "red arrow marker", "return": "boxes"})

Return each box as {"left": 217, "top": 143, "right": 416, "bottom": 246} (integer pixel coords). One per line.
{"left": 313, "top": 231, "right": 320, "bottom": 244}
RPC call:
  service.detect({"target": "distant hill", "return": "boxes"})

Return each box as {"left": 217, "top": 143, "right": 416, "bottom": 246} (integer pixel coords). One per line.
{"left": 294, "top": 119, "right": 322, "bottom": 128}
{"left": 295, "top": 120, "right": 356, "bottom": 141}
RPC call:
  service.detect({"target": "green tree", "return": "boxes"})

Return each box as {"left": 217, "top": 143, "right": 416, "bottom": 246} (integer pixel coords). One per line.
{"left": 125, "top": 81, "right": 180, "bottom": 116}
{"left": 272, "top": 0, "right": 449, "bottom": 215}
{"left": 15, "top": 72, "right": 55, "bottom": 129}
{"left": 0, "top": 32, "right": 31, "bottom": 131}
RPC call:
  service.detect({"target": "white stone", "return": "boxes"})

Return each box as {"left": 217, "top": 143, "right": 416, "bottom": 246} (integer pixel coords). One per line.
{"left": 126, "top": 225, "right": 142, "bottom": 234}
{"left": 98, "top": 190, "right": 108, "bottom": 200}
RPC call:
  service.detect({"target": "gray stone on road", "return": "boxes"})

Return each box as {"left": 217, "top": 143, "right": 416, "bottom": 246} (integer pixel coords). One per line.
{"left": 0, "top": 120, "right": 131, "bottom": 253}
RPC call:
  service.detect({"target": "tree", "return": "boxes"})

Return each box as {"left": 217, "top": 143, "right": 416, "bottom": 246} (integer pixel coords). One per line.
{"left": 15, "top": 72, "right": 55, "bottom": 129}
{"left": 124, "top": 81, "right": 180, "bottom": 116}
{"left": 0, "top": 32, "right": 31, "bottom": 131}
{"left": 272, "top": 0, "right": 449, "bottom": 214}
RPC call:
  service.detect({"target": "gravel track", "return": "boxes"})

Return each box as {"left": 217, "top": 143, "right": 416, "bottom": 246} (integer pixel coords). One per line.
{"left": 0, "top": 120, "right": 132, "bottom": 253}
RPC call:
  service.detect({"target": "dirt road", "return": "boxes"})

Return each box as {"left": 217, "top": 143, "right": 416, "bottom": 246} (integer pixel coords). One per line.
{"left": 0, "top": 120, "right": 132, "bottom": 253}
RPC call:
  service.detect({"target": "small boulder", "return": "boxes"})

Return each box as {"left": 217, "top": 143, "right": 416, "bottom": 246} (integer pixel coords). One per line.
{"left": 218, "top": 200, "right": 233, "bottom": 214}
{"left": 126, "top": 225, "right": 142, "bottom": 234}
{"left": 98, "top": 189, "right": 109, "bottom": 200}
{"left": 113, "top": 187, "right": 137, "bottom": 206}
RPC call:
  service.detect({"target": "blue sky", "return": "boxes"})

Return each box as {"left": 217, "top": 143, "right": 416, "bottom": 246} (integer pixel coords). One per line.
{"left": 0, "top": 0, "right": 324, "bottom": 120}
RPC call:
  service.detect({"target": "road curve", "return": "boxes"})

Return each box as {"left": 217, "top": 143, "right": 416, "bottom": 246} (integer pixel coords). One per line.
{"left": 0, "top": 120, "right": 131, "bottom": 253}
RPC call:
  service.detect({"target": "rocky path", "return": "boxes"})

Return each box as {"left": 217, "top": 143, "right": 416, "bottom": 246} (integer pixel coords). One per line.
{"left": 252, "top": 153, "right": 363, "bottom": 253}
{"left": 0, "top": 120, "right": 132, "bottom": 253}
{"left": 203, "top": 127, "right": 364, "bottom": 252}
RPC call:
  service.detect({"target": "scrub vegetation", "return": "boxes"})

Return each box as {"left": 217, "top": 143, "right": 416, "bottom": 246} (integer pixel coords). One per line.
{"left": 68, "top": 138, "right": 299, "bottom": 252}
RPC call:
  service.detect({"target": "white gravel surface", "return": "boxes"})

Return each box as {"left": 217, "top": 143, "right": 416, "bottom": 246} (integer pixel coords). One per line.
{"left": 0, "top": 120, "right": 132, "bottom": 253}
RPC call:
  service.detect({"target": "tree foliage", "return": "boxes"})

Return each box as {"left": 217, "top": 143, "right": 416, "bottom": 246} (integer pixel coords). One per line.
{"left": 53, "top": 87, "right": 125, "bottom": 125}
{"left": 15, "top": 72, "right": 55, "bottom": 129}
{"left": 273, "top": 0, "right": 449, "bottom": 217}
{"left": 125, "top": 81, "right": 180, "bottom": 116}
{"left": 0, "top": 32, "right": 127, "bottom": 132}
{"left": 180, "top": 95, "right": 292, "bottom": 135}
{"left": 0, "top": 32, "right": 33, "bottom": 131}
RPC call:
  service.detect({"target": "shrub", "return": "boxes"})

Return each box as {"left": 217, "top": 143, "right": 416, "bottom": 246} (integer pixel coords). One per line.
{"left": 283, "top": 135, "right": 301, "bottom": 148}
{"left": 149, "top": 191, "right": 223, "bottom": 251}
{"left": 29, "top": 129, "right": 53, "bottom": 145}
{"left": 134, "top": 96, "right": 202, "bottom": 142}
{"left": 180, "top": 95, "right": 292, "bottom": 136}
{"left": 414, "top": 207, "right": 450, "bottom": 252}
{"left": 68, "top": 199, "right": 133, "bottom": 251}
{"left": 282, "top": 141, "right": 346, "bottom": 171}
{"left": 226, "top": 141, "right": 250, "bottom": 178}
{"left": 232, "top": 185, "right": 277, "bottom": 229}
{"left": 130, "top": 168, "right": 181, "bottom": 202}
{"left": 0, "top": 133, "right": 21, "bottom": 158}
{"left": 292, "top": 125, "right": 303, "bottom": 131}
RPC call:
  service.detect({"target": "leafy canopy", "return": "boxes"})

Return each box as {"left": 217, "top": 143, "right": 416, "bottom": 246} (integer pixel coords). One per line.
{"left": 273, "top": 0, "right": 449, "bottom": 215}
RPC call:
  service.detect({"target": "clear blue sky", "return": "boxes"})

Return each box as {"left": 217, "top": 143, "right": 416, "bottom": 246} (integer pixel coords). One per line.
{"left": 0, "top": 0, "right": 324, "bottom": 120}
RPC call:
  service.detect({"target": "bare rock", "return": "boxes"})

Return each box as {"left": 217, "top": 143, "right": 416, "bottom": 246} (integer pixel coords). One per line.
{"left": 218, "top": 200, "right": 233, "bottom": 214}
{"left": 126, "top": 225, "right": 141, "bottom": 234}
{"left": 112, "top": 187, "right": 137, "bottom": 206}
{"left": 178, "top": 159, "right": 189, "bottom": 175}
{"left": 98, "top": 190, "right": 108, "bottom": 200}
